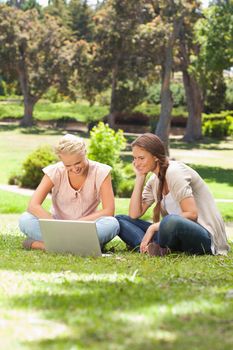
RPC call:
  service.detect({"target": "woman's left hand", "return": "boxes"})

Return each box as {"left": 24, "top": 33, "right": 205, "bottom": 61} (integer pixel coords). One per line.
{"left": 140, "top": 223, "right": 159, "bottom": 253}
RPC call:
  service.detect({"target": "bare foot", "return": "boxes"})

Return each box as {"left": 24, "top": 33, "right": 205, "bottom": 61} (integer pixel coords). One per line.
{"left": 31, "top": 240, "right": 45, "bottom": 250}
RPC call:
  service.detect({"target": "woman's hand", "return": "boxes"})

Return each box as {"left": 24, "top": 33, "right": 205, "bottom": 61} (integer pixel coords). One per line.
{"left": 132, "top": 160, "right": 146, "bottom": 178}
{"left": 140, "top": 222, "right": 159, "bottom": 253}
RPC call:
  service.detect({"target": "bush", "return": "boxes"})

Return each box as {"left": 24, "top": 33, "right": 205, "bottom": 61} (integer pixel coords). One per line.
{"left": 225, "top": 80, "right": 233, "bottom": 109}
{"left": 202, "top": 116, "right": 233, "bottom": 138}
{"left": 117, "top": 163, "right": 135, "bottom": 198}
{"left": 146, "top": 82, "right": 186, "bottom": 107}
{"left": 88, "top": 122, "right": 126, "bottom": 195}
{"left": 9, "top": 145, "right": 58, "bottom": 189}
{"left": 118, "top": 179, "right": 135, "bottom": 198}
{"left": 42, "top": 86, "right": 65, "bottom": 103}
{"left": 103, "top": 111, "right": 150, "bottom": 126}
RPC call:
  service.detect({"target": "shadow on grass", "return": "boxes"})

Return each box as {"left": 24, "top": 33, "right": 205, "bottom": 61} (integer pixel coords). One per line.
{"left": 0, "top": 124, "right": 20, "bottom": 132}
{"left": 8, "top": 276, "right": 233, "bottom": 349}
{"left": 188, "top": 164, "right": 233, "bottom": 187}
{"left": 0, "top": 124, "right": 89, "bottom": 138}
{"left": 120, "top": 156, "right": 233, "bottom": 188}
{"left": 170, "top": 137, "right": 233, "bottom": 151}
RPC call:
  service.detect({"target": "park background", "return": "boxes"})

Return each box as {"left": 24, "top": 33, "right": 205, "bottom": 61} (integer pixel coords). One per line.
{"left": 0, "top": 1, "right": 233, "bottom": 349}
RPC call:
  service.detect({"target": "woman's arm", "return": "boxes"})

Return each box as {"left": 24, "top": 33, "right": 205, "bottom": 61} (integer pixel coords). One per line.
{"left": 180, "top": 197, "right": 198, "bottom": 221}
{"left": 79, "top": 174, "right": 115, "bottom": 221}
{"left": 140, "top": 222, "right": 160, "bottom": 253}
{"left": 129, "top": 174, "right": 147, "bottom": 218}
{"left": 28, "top": 174, "right": 54, "bottom": 219}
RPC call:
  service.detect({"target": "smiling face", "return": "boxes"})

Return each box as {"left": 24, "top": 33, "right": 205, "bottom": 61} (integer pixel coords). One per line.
{"left": 132, "top": 145, "right": 158, "bottom": 175}
{"left": 59, "top": 152, "right": 88, "bottom": 176}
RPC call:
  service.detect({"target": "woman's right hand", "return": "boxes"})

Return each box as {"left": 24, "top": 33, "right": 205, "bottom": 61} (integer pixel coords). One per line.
{"left": 132, "top": 160, "right": 147, "bottom": 178}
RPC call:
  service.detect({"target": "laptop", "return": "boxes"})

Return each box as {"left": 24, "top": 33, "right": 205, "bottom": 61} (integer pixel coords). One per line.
{"left": 39, "top": 219, "right": 102, "bottom": 257}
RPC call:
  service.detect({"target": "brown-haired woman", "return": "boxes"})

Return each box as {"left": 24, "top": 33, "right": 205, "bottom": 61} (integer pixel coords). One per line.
{"left": 116, "top": 133, "right": 229, "bottom": 256}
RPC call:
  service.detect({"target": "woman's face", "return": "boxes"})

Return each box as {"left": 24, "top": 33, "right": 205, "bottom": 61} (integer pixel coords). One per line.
{"left": 59, "top": 152, "right": 88, "bottom": 176}
{"left": 132, "top": 146, "right": 158, "bottom": 175}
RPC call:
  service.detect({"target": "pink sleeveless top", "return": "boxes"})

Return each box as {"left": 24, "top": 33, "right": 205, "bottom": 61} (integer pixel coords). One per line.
{"left": 43, "top": 160, "right": 111, "bottom": 220}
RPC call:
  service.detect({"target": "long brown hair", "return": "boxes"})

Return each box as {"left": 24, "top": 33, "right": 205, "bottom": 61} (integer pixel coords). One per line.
{"left": 132, "top": 133, "right": 168, "bottom": 222}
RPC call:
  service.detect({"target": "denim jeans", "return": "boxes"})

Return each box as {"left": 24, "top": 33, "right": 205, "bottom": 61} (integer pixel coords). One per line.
{"left": 116, "top": 214, "right": 212, "bottom": 255}
{"left": 19, "top": 212, "right": 120, "bottom": 246}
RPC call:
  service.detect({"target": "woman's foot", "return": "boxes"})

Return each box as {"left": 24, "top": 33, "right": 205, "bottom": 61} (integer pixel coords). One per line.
{"left": 147, "top": 242, "right": 170, "bottom": 257}
{"left": 22, "top": 238, "right": 45, "bottom": 250}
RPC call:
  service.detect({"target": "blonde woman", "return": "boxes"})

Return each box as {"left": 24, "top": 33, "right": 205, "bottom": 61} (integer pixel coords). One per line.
{"left": 19, "top": 134, "right": 119, "bottom": 250}
{"left": 116, "top": 133, "right": 229, "bottom": 256}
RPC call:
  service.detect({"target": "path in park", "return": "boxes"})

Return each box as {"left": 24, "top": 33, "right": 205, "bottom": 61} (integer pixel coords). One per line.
{"left": 0, "top": 184, "right": 232, "bottom": 239}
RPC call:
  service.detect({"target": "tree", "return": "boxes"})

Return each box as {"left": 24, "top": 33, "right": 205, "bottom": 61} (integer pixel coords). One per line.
{"left": 45, "top": 0, "right": 70, "bottom": 27}
{"left": 68, "top": 0, "right": 94, "bottom": 41}
{"left": 177, "top": 0, "right": 204, "bottom": 142}
{"left": 194, "top": 0, "right": 233, "bottom": 112}
{"left": 0, "top": 5, "right": 74, "bottom": 126}
{"left": 87, "top": 0, "right": 151, "bottom": 127}
{"left": 141, "top": 0, "right": 189, "bottom": 153}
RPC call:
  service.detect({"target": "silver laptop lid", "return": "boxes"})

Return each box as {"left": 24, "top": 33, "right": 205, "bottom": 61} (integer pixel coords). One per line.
{"left": 39, "top": 219, "right": 102, "bottom": 257}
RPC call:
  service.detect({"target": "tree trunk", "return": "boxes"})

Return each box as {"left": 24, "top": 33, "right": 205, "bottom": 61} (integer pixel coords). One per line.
{"left": 17, "top": 62, "right": 37, "bottom": 127}
{"left": 155, "top": 19, "right": 182, "bottom": 155}
{"left": 156, "top": 62, "right": 173, "bottom": 155}
{"left": 179, "top": 39, "right": 203, "bottom": 142}
{"left": 155, "top": 42, "right": 174, "bottom": 155}
{"left": 20, "top": 97, "right": 35, "bottom": 127}
{"left": 182, "top": 70, "right": 203, "bottom": 142}
{"left": 107, "top": 63, "right": 118, "bottom": 129}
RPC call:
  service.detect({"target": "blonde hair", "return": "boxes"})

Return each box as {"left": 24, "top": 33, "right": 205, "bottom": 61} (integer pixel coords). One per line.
{"left": 55, "top": 134, "right": 86, "bottom": 155}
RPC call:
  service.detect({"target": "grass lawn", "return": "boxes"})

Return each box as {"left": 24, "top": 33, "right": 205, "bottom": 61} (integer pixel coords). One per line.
{"left": 0, "top": 127, "right": 233, "bottom": 349}
{"left": 0, "top": 227, "right": 233, "bottom": 349}
{"left": 0, "top": 100, "right": 109, "bottom": 122}
{"left": 0, "top": 190, "right": 232, "bottom": 223}
{"left": 0, "top": 99, "right": 188, "bottom": 122}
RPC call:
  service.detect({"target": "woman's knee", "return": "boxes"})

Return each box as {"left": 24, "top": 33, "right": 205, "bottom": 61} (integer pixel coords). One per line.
{"left": 115, "top": 214, "right": 130, "bottom": 223}
{"left": 19, "top": 212, "right": 35, "bottom": 232}
{"left": 96, "top": 216, "right": 120, "bottom": 236}
{"left": 18, "top": 212, "right": 42, "bottom": 240}
{"left": 160, "top": 214, "right": 183, "bottom": 233}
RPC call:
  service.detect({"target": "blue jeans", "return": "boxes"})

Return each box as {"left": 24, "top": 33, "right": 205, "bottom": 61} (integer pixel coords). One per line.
{"left": 116, "top": 214, "right": 212, "bottom": 255}
{"left": 19, "top": 212, "right": 120, "bottom": 247}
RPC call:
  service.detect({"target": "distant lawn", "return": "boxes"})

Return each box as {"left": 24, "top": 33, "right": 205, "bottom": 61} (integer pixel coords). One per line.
{"left": 0, "top": 100, "right": 108, "bottom": 122}
{"left": 0, "top": 99, "right": 188, "bottom": 123}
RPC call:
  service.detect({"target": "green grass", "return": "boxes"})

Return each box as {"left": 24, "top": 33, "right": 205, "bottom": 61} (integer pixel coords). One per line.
{"left": 0, "top": 190, "right": 232, "bottom": 222}
{"left": 0, "top": 100, "right": 108, "bottom": 122}
{"left": 0, "top": 126, "right": 233, "bottom": 349}
{"left": 0, "top": 228, "right": 233, "bottom": 349}
{"left": 0, "top": 128, "right": 232, "bottom": 219}
{"left": 0, "top": 100, "right": 188, "bottom": 123}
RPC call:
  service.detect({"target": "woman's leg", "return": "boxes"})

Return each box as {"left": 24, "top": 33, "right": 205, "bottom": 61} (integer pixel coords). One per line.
{"left": 95, "top": 216, "right": 120, "bottom": 247}
{"left": 115, "top": 215, "right": 157, "bottom": 251}
{"left": 19, "top": 212, "right": 42, "bottom": 240}
{"left": 19, "top": 212, "right": 45, "bottom": 250}
{"left": 158, "top": 214, "right": 212, "bottom": 255}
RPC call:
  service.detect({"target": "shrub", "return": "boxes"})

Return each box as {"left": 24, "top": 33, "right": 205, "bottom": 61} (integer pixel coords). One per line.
{"left": 146, "top": 82, "right": 186, "bottom": 107}
{"left": 9, "top": 145, "right": 58, "bottom": 189}
{"left": 118, "top": 179, "right": 135, "bottom": 198}
{"left": 88, "top": 122, "right": 126, "bottom": 194}
{"left": 117, "top": 163, "right": 135, "bottom": 198}
{"left": 202, "top": 116, "right": 233, "bottom": 138}
{"left": 225, "top": 80, "right": 233, "bottom": 109}
{"left": 103, "top": 112, "right": 150, "bottom": 126}
{"left": 43, "top": 86, "right": 65, "bottom": 103}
